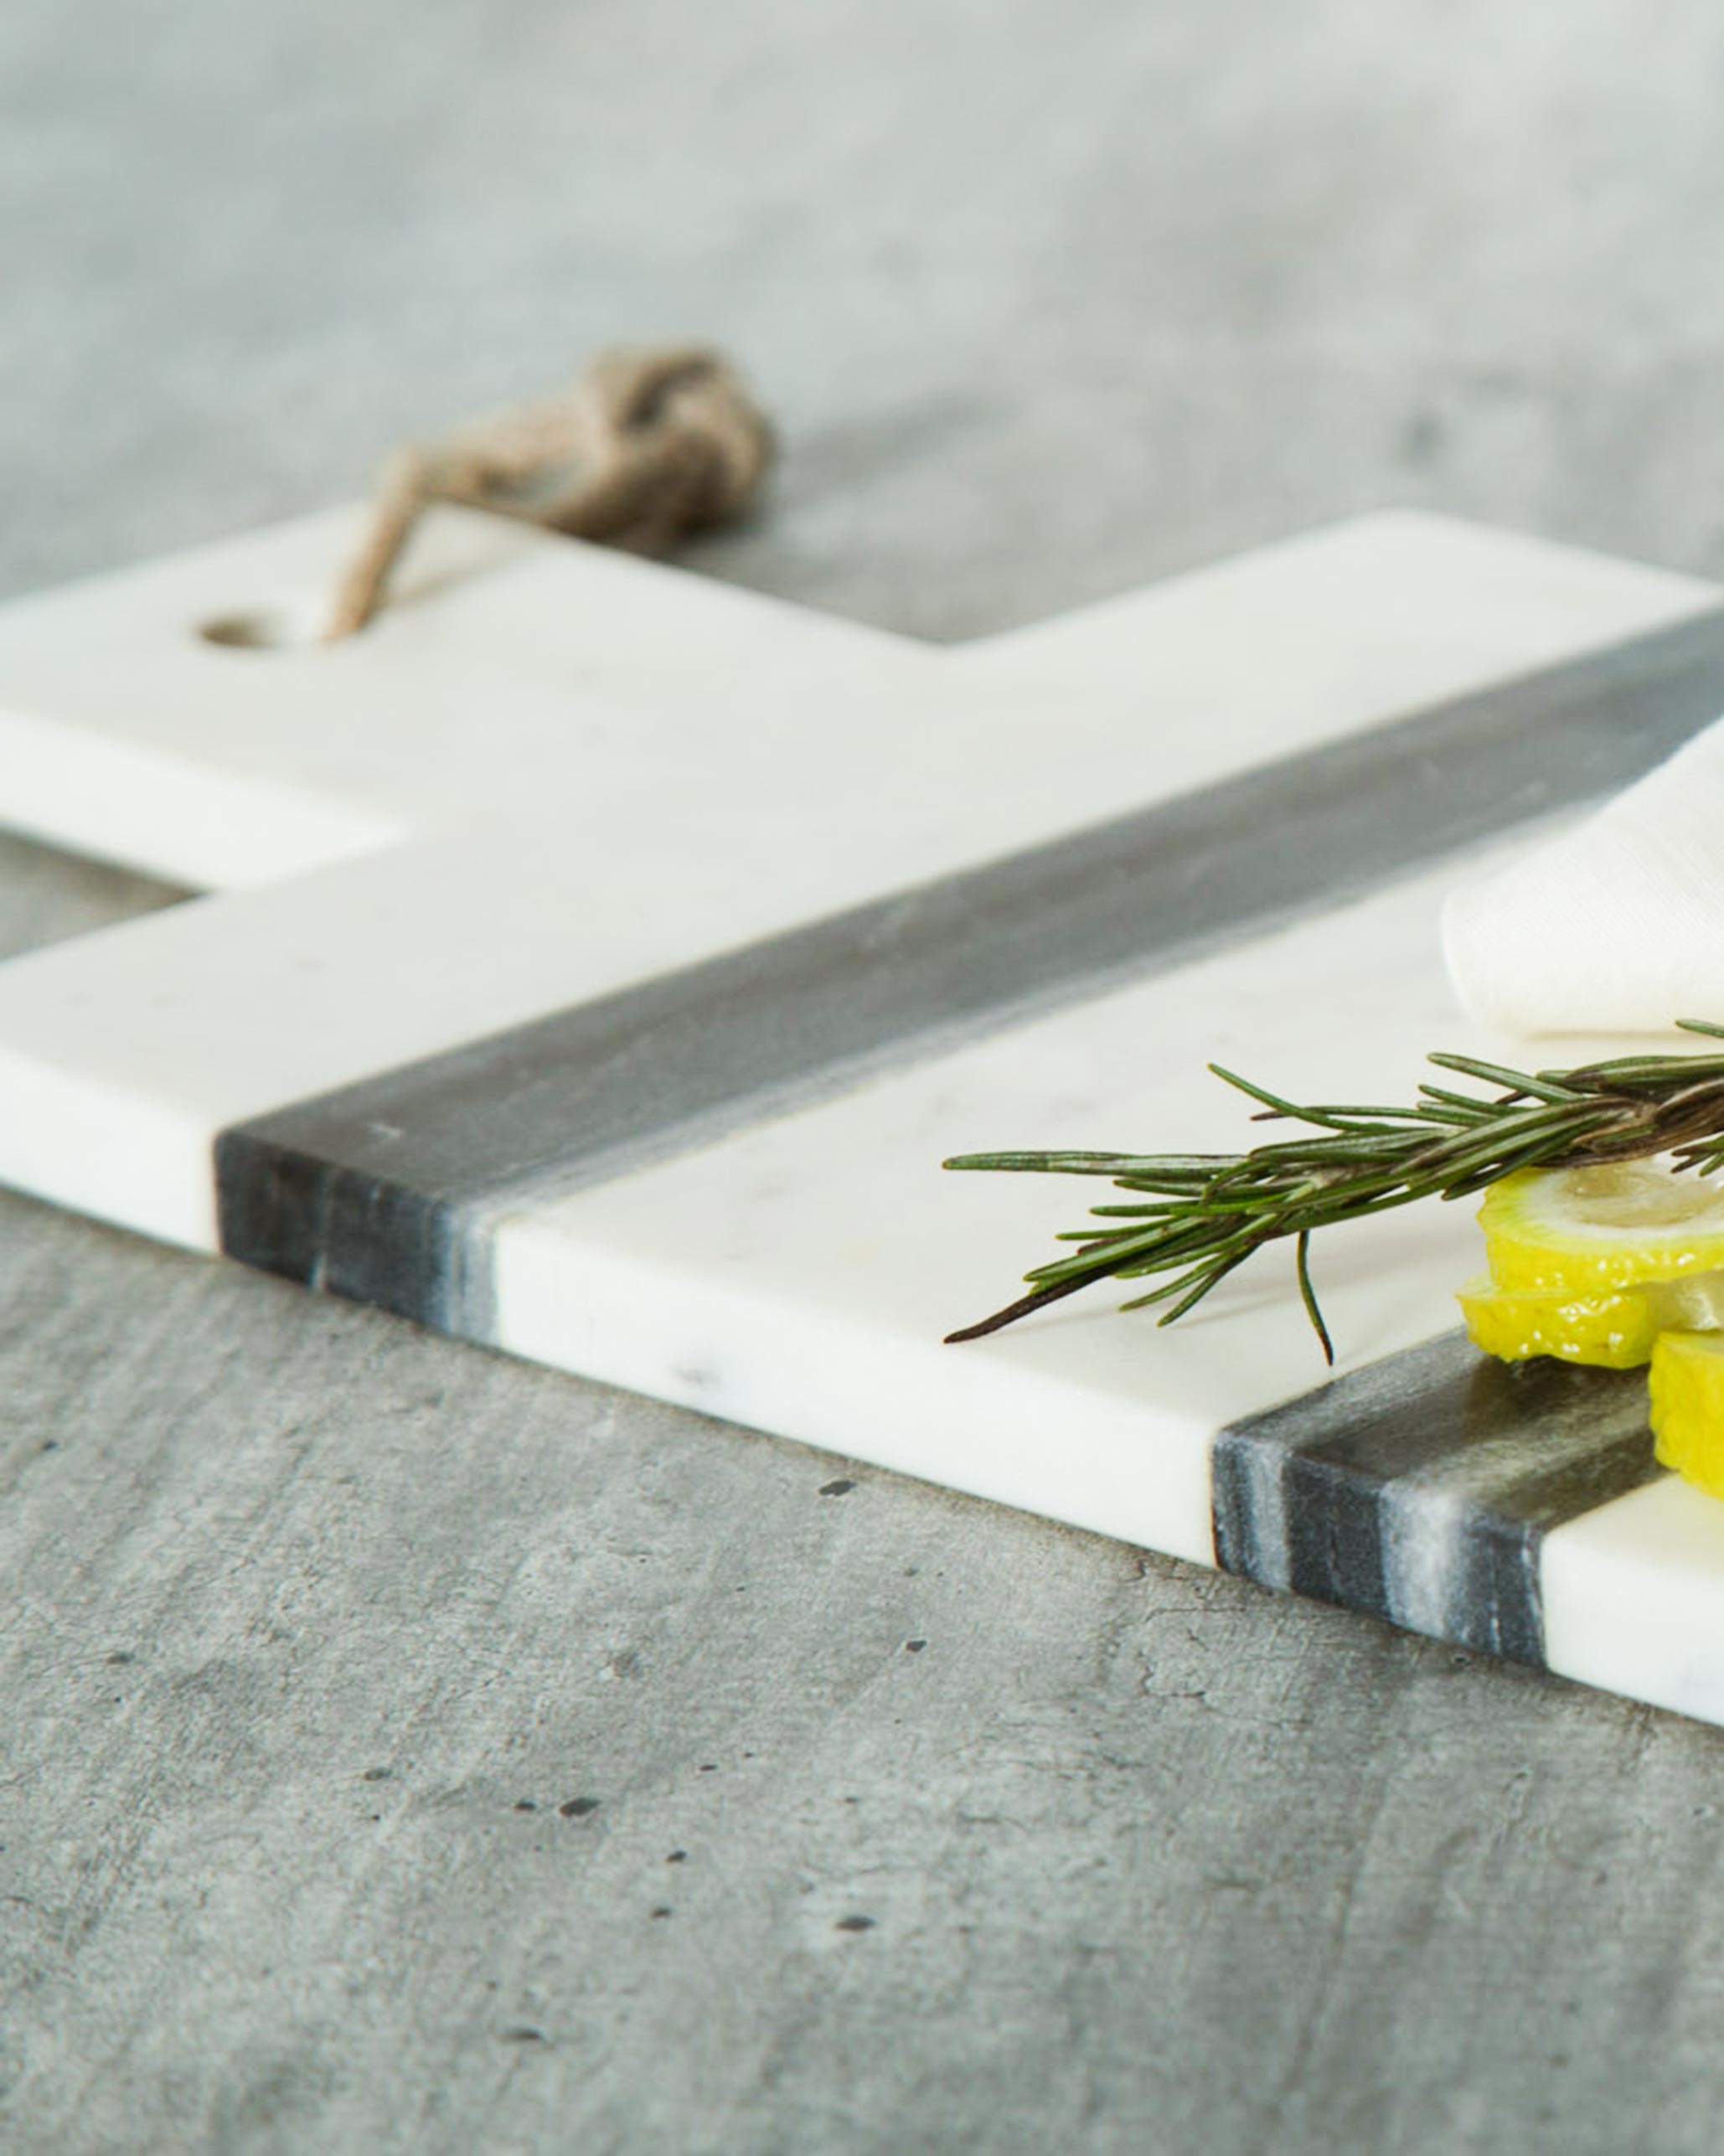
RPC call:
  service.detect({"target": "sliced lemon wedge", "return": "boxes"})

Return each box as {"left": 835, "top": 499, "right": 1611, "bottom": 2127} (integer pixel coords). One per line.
{"left": 1480, "top": 1160, "right": 1724, "bottom": 1295}
{"left": 1650, "top": 1331, "right": 1724, "bottom": 1498}
{"left": 1456, "top": 1274, "right": 1666, "bottom": 1369}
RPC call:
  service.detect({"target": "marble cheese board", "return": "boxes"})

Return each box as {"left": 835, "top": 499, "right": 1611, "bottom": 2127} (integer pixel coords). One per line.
{"left": 7, "top": 504, "right": 1724, "bottom": 1725}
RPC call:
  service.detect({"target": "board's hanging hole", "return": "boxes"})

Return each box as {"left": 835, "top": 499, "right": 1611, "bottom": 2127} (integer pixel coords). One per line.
{"left": 198, "top": 601, "right": 323, "bottom": 653}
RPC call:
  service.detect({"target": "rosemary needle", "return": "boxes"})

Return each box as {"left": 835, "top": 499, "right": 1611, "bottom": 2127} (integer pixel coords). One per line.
{"left": 942, "top": 1020, "right": 1724, "bottom": 1361}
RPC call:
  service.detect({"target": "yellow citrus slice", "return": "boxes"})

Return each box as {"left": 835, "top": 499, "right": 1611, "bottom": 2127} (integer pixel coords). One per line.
{"left": 1456, "top": 1274, "right": 1665, "bottom": 1369}
{"left": 1650, "top": 1331, "right": 1724, "bottom": 1499}
{"left": 1480, "top": 1160, "right": 1724, "bottom": 1295}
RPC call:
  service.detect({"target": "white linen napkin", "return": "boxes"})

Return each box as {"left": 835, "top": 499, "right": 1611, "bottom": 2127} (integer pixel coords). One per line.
{"left": 1443, "top": 722, "right": 1724, "bottom": 1037}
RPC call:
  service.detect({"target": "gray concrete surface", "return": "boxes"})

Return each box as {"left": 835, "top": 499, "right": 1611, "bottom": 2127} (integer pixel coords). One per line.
{"left": 6, "top": 2, "right": 1724, "bottom": 2149}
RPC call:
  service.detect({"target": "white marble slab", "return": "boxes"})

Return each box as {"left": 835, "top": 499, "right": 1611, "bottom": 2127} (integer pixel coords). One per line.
{"left": 1, "top": 502, "right": 1721, "bottom": 1723}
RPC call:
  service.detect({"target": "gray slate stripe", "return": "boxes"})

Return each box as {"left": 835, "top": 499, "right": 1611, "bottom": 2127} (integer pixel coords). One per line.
{"left": 1212, "top": 1332, "right": 1665, "bottom": 1664}
{"left": 217, "top": 604, "right": 1724, "bottom": 1333}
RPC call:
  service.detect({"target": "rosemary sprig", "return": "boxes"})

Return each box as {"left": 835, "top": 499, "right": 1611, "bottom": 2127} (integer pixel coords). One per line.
{"left": 943, "top": 1020, "right": 1724, "bottom": 1361}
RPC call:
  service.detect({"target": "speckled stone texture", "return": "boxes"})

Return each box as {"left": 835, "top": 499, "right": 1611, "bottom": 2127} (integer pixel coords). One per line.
{"left": 8, "top": 3, "right": 1724, "bottom": 2151}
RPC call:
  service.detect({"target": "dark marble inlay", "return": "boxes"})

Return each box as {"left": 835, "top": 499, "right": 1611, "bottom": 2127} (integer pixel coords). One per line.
{"left": 1213, "top": 1332, "right": 1665, "bottom": 1665}
{"left": 214, "top": 1134, "right": 477, "bottom": 1331}
{"left": 216, "top": 605, "right": 1724, "bottom": 1333}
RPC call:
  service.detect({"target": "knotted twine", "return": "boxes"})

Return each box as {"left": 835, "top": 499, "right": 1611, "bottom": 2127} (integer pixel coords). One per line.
{"left": 324, "top": 347, "right": 774, "bottom": 639}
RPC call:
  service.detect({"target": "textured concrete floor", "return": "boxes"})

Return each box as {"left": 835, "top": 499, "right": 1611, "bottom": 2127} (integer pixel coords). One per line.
{"left": 7, "top": 3, "right": 1724, "bottom": 2150}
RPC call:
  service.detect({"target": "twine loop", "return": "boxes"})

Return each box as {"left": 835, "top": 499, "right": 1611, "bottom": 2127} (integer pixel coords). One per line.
{"left": 326, "top": 346, "right": 773, "bottom": 639}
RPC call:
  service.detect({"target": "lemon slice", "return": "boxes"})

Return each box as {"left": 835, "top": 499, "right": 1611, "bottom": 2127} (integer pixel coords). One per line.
{"left": 1480, "top": 1161, "right": 1724, "bottom": 1295}
{"left": 1650, "top": 1331, "right": 1724, "bottom": 1498}
{"left": 1456, "top": 1274, "right": 1665, "bottom": 1369}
